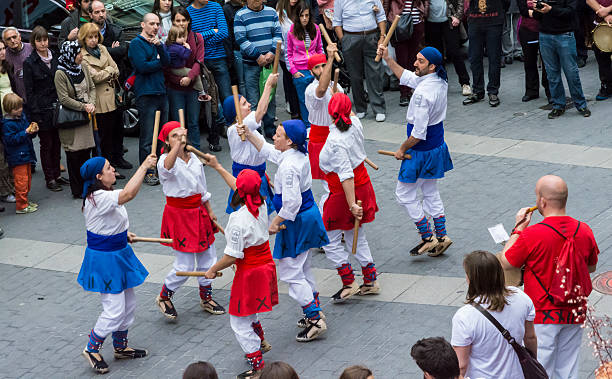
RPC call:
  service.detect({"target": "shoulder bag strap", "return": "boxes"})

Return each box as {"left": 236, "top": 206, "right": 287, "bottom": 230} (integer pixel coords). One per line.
{"left": 471, "top": 303, "right": 515, "bottom": 343}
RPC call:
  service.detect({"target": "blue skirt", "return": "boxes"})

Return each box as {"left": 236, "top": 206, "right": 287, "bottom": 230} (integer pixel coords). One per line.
{"left": 77, "top": 245, "right": 149, "bottom": 294}
{"left": 398, "top": 142, "right": 453, "bottom": 183}
{"left": 273, "top": 205, "right": 329, "bottom": 259}
{"left": 226, "top": 162, "right": 276, "bottom": 215}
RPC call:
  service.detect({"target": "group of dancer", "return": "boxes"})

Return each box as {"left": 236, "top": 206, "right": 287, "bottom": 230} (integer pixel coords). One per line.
{"left": 75, "top": 40, "right": 455, "bottom": 378}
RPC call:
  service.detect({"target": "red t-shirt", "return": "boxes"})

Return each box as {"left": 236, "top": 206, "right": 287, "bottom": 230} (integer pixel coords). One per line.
{"left": 505, "top": 216, "right": 599, "bottom": 324}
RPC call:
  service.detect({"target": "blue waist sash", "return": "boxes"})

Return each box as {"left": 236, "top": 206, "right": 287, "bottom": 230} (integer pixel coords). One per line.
{"left": 232, "top": 161, "right": 266, "bottom": 177}
{"left": 406, "top": 121, "right": 444, "bottom": 151}
{"left": 226, "top": 161, "right": 275, "bottom": 215}
{"left": 272, "top": 189, "right": 314, "bottom": 214}
{"left": 86, "top": 230, "right": 128, "bottom": 251}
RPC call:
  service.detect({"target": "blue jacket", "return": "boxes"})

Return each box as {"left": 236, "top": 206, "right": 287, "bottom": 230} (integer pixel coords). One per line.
{"left": 1, "top": 115, "right": 37, "bottom": 167}
{"left": 128, "top": 35, "right": 170, "bottom": 98}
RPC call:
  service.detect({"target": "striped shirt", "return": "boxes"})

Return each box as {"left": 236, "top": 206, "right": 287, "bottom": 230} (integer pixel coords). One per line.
{"left": 234, "top": 6, "right": 282, "bottom": 64}
{"left": 188, "top": 3, "right": 229, "bottom": 60}
{"left": 402, "top": 0, "right": 421, "bottom": 24}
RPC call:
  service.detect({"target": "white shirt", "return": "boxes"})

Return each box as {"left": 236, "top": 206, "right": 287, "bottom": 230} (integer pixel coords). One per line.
{"left": 451, "top": 287, "right": 536, "bottom": 379}
{"left": 84, "top": 189, "right": 129, "bottom": 235}
{"left": 224, "top": 204, "right": 269, "bottom": 259}
{"left": 319, "top": 116, "right": 366, "bottom": 182}
{"left": 400, "top": 70, "right": 447, "bottom": 140}
{"left": 305, "top": 78, "right": 343, "bottom": 127}
{"left": 157, "top": 152, "right": 211, "bottom": 202}
{"left": 332, "top": 0, "right": 386, "bottom": 32}
{"left": 260, "top": 143, "right": 312, "bottom": 221}
{"left": 228, "top": 111, "right": 267, "bottom": 166}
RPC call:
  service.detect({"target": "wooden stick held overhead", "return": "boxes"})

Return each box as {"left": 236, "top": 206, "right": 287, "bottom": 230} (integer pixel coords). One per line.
{"left": 319, "top": 25, "right": 341, "bottom": 62}
{"left": 272, "top": 40, "right": 282, "bottom": 75}
{"left": 176, "top": 271, "right": 223, "bottom": 277}
{"left": 351, "top": 200, "right": 363, "bottom": 255}
{"left": 131, "top": 236, "right": 173, "bottom": 244}
{"left": 232, "top": 85, "right": 245, "bottom": 141}
{"left": 178, "top": 108, "right": 186, "bottom": 144}
{"left": 378, "top": 149, "right": 412, "bottom": 160}
{"left": 364, "top": 157, "right": 379, "bottom": 170}
{"left": 151, "top": 110, "right": 161, "bottom": 155}
{"left": 375, "top": 15, "right": 401, "bottom": 62}
{"left": 332, "top": 68, "right": 340, "bottom": 93}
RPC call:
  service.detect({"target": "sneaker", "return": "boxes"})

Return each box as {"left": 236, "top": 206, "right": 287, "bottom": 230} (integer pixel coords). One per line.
{"left": 462, "top": 94, "right": 484, "bottom": 105}
{"left": 200, "top": 298, "right": 226, "bottom": 315}
{"left": 56, "top": 176, "right": 70, "bottom": 185}
{"left": 82, "top": 349, "right": 109, "bottom": 374}
{"left": 155, "top": 295, "right": 178, "bottom": 320}
{"left": 399, "top": 97, "right": 410, "bottom": 106}
{"left": 409, "top": 237, "right": 438, "bottom": 256}
{"left": 47, "top": 180, "right": 62, "bottom": 192}
{"left": 578, "top": 107, "right": 591, "bottom": 117}
{"left": 28, "top": 202, "right": 38, "bottom": 208}
{"left": 356, "top": 112, "right": 366, "bottom": 119}
{"left": 114, "top": 347, "right": 148, "bottom": 359}
{"left": 237, "top": 369, "right": 260, "bottom": 378}
{"left": 461, "top": 84, "right": 472, "bottom": 96}
{"left": 547, "top": 108, "right": 565, "bottom": 119}
{"left": 358, "top": 280, "right": 380, "bottom": 296}
{"left": 428, "top": 235, "right": 453, "bottom": 257}
{"left": 296, "top": 317, "right": 327, "bottom": 342}
{"left": 143, "top": 173, "right": 160, "bottom": 186}
{"left": 208, "top": 143, "right": 222, "bottom": 152}
{"left": 16, "top": 204, "right": 37, "bottom": 214}
{"left": 488, "top": 94, "right": 500, "bottom": 107}
{"left": 285, "top": 102, "right": 291, "bottom": 114}
{"left": 375, "top": 113, "right": 386, "bottom": 122}
{"left": 2, "top": 194, "right": 15, "bottom": 203}
{"left": 596, "top": 84, "right": 610, "bottom": 101}
{"left": 331, "top": 281, "right": 360, "bottom": 303}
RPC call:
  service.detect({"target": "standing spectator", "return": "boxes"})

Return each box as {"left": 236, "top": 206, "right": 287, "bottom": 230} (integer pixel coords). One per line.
{"left": 224, "top": 0, "right": 248, "bottom": 96}
{"left": 500, "top": 175, "right": 599, "bottom": 379}
{"left": 23, "top": 26, "right": 67, "bottom": 193}
{"left": 587, "top": 0, "right": 612, "bottom": 101}
{"left": 411, "top": 337, "right": 460, "bottom": 379}
{"left": 517, "top": 0, "right": 550, "bottom": 102}
{"left": 384, "top": 0, "right": 429, "bottom": 106}
{"left": 286, "top": 2, "right": 323, "bottom": 126}
{"left": 188, "top": 0, "right": 231, "bottom": 152}
{"left": 277, "top": 0, "right": 301, "bottom": 120}
{"left": 234, "top": 0, "right": 283, "bottom": 137}
{"left": 574, "top": 0, "right": 589, "bottom": 68}
{"left": 462, "top": 0, "right": 507, "bottom": 107}
{"left": 153, "top": 0, "right": 175, "bottom": 43}
{"left": 334, "top": 0, "right": 387, "bottom": 121}
{"left": 0, "top": 40, "right": 16, "bottom": 205}
{"left": 54, "top": 41, "right": 96, "bottom": 198}
{"left": 424, "top": 0, "right": 472, "bottom": 96}
{"left": 0, "top": 40, "right": 16, "bottom": 114}
{"left": 164, "top": 7, "right": 206, "bottom": 151}
{"left": 59, "top": 0, "right": 92, "bottom": 45}
{"left": 452, "top": 250, "right": 536, "bottom": 378}
{"left": 531, "top": 0, "right": 590, "bottom": 119}
{"left": 501, "top": 0, "right": 522, "bottom": 66}
{"left": 2, "top": 27, "right": 33, "bottom": 103}
{"left": 128, "top": 13, "right": 170, "bottom": 185}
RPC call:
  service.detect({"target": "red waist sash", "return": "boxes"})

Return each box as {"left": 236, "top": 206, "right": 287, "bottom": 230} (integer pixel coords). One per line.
{"left": 236, "top": 241, "right": 273, "bottom": 270}
{"left": 309, "top": 124, "right": 330, "bottom": 143}
{"left": 166, "top": 193, "right": 202, "bottom": 208}
{"left": 326, "top": 162, "right": 371, "bottom": 193}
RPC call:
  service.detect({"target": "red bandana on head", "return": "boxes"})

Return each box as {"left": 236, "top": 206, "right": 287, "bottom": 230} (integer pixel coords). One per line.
{"left": 328, "top": 93, "right": 353, "bottom": 127}
{"left": 307, "top": 54, "right": 327, "bottom": 71}
{"left": 158, "top": 121, "right": 181, "bottom": 153}
{"left": 236, "top": 169, "right": 263, "bottom": 218}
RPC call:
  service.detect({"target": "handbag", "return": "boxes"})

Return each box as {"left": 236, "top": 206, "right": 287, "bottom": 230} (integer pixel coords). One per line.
{"left": 392, "top": 12, "right": 414, "bottom": 44}
{"left": 54, "top": 72, "right": 89, "bottom": 129}
{"left": 472, "top": 303, "right": 549, "bottom": 379}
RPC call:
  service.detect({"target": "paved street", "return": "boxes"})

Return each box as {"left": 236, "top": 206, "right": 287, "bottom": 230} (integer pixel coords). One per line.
{"left": 1, "top": 56, "right": 611, "bottom": 378}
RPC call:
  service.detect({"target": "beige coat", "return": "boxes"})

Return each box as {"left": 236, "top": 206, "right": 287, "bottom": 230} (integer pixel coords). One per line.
{"left": 54, "top": 69, "right": 96, "bottom": 152}
{"left": 81, "top": 44, "right": 119, "bottom": 114}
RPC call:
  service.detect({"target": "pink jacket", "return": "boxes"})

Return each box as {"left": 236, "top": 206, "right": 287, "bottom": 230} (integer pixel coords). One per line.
{"left": 286, "top": 24, "right": 323, "bottom": 75}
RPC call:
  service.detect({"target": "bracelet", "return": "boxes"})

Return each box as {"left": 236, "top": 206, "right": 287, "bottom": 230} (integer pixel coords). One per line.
{"left": 511, "top": 230, "right": 522, "bottom": 237}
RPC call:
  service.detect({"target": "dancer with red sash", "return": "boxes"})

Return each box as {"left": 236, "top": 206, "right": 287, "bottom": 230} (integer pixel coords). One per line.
{"left": 155, "top": 121, "right": 225, "bottom": 320}
{"left": 319, "top": 93, "right": 381, "bottom": 302}
{"left": 203, "top": 159, "right": 278, "bottom": 379}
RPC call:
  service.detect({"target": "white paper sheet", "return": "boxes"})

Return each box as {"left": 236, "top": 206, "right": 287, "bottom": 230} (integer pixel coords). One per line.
{"left": 488, "top": 223, "right": 510, "bottom": 244}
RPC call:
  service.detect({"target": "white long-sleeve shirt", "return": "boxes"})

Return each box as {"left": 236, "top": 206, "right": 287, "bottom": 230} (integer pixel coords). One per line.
{"left": 228, "top": 111, "right": 267, "bottom": 166}
{"left": 318, "top": 116, "right": 366, "bottom": 182}
{"left": 224, "top": 204, "right": 269, "bottom": 259}
{"left": 400, "top": 70, "right": 447, "bottom": 140}
{"left": 305, "top": 78, "right": 343, "bottom": 127}
{"left": 157, "top": 153, "right": 211, "bottom": 202}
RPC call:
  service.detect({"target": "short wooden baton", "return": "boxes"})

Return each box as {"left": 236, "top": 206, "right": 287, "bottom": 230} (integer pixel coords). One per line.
{"left": 364, "top": 157, "right": 379, "bottom": 170}
{"left": 333, "top": 68, "right": 340, "bottom": 93}
{"left": 377, "top": 149, "right": 412, "bottom": 160}
{"left": 151, "top": 110, "right": 161, "bottom": 155}
{"left": 351, "top": 200, "right": 363, "bottom": 255}
{"left": 319, "top": 25, "right": 341, "bottom": 62}
{"left": 176, "top": 271, "right": 223, "bottom": 277}
{"left": 131, "top": 236, "right": 173, "bottom": 244}
{"left": 272, "top": 40, "right": 282, "bottom": 75}
{"left": 375, "top": 15, "right": 401, "bottom": 62}
{"left": 232, "top": 85, "right": 245, "bottom": 141}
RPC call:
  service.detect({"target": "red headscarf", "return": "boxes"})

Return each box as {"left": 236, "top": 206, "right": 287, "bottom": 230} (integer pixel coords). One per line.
{"left": 328, "top": 93, "right": 352, "bottom": 127}
{"left": 236, "top": 169, "right": 263, "bottom": 218}
{"left": 158, "top": 121, "right": 181, "bottom": 153}
{"left": 307, "top": 54, "right": 327, "bottom": 70}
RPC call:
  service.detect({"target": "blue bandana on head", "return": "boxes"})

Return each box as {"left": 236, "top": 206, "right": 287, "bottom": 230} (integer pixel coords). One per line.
{"left": 419, "top": 46, "right": 447, "bottom": 82}
{"left": 281, "top": 120, "right": 308, "bottom": 154}
{"left": 222, "top": 95, "right": 244, "bottom": 126}
{"left": 80, "top": 157, "right": 107, "bottom": 199}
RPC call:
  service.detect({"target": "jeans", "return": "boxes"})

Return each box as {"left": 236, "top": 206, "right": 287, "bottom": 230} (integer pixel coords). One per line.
{"left": 292, "top": 70, "right": 314, "bottom": 127}
{"left": 425, "top": 21, "right": 470, "bottom": 86}
{"left": 136, "top": 94, "right": 168, "bottom": 164}
{"left": 539, "top": 32, "right": 587, "bottom": 110}
{"left": 233, "top": 50, "right": 247, "bottom": 96}
{"left": 243, "top": 63, "right": 276, "bottom": 137}
{"left": 468, "top": 22, "right": 503, "bottom": 96}
{"left": 168, "top": 88, "right": 201, "bottom": 151}
{"left": 205, "top": 57, "right": 232, "bottom": 142}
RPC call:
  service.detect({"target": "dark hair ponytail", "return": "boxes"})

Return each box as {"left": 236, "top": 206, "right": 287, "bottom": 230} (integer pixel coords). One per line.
{"left": 81, "top": 180, "right": 113, "bottom": 210}
{"left": 334, "top": 117, "right": 351, "bottom": 132}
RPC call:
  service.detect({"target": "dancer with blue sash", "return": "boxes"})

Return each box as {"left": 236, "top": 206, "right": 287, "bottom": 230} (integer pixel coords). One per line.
{"left": 222, "top": 73, "right": 279, "bottom": 217}
{"left": 78, "top": 154, "right": 156, "bottom": 374}
{"left": 240, "top": 119, "right": 330, "bottom": 342}
{"left": 378, "top": 45, "right": 454, "bottom": 257}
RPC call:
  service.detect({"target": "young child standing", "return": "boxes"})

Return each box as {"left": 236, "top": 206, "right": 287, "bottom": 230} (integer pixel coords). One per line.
{"left": 1, "top": 93, "right": 38, "bottom": 214}
{"left": 165, "top": 25, "right": 207, "bottom": 101}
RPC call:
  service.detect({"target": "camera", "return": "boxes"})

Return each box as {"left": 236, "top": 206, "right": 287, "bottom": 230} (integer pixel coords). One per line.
{"left": 535, "top": 0, "right": 543, "bottom": 8}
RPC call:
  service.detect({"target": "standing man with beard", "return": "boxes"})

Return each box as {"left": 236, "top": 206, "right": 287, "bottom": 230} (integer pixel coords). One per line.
{"left": 2, "top": 28, "right": 32, "bottom": 103}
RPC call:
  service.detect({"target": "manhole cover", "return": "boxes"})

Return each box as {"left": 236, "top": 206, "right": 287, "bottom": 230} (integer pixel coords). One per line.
{"left": 592, "top": 270, "right": 612, "bottom": 295}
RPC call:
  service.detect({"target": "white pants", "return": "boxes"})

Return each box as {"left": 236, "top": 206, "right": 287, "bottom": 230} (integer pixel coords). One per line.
{"left": 318, "top": 180, "right": 330, "bottom": 215}
{"left": 93, "top": 288, "right": 136, "bottom": 338}
{"left": 277, "top": 250, "right": 317, "bottom": 307}
{"left": 230, "top": 314, "right": 260, "bottom": 354}
{"left": 164, "top": 245, "right": 217, "bottom": 291}
{"left": 395, "top": 179, "right": 445, "bottom": 222}
{"left": 324, "top": 227, "right": 374, "bottom": 268}
{"left": 535, "top": 324, "right": 583, "bottom": 379}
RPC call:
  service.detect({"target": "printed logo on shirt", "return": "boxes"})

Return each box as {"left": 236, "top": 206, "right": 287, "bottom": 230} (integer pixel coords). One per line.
{"left": 414, "top": 94, "right": 424, "bottom": 107}
{"left": 285, "top": 174, "right": 294, "bottom": 187}
{"left": 230, "top": 227, "right": 241, "bottom": 245}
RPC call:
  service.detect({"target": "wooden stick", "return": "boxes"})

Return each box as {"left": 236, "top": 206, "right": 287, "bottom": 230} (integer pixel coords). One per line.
{"left": 151, "top": 110, "right": 161, "bottom": 155}
{"left": 272, "top": 40, "right": 282, "bottom": 75}
{"left": 213, "top": 220, "right": 225, "bottom": 235}
{"left": 364, "top": 157, "right": 379, "bottom": 170}
{"left": 319, "top": 24, "right": 341, "bottom": 62}
{"left": 89, "top": 113, "right": 98, "bottom": 131}
{"left": 176, "top": 271, "right": 223, "bottom": 277}
{"left": 377, "top": 149, "right": 412, "bottom": 160}
{"left": 375, "top": 15, "right": 401, "bottom": 62}
{"left": 186, "top": 145, "right": 209, "bottom": 161}
{"left": 527, "top": 206, "right": 538, "bottom": 213}
{"left": 178, "top": 108, "right": 186, "bottom": 144}
{"left": 332, "top": 68, "right": 339, "bottom": 93}
{"left": 351, "top": 200, "right": 362, "bottom": 255}
{"left": 131, "top": 236, "right": 173, "bottom": 244}
{"left": 232, "top": 85, "right": 245, "bottom": 141}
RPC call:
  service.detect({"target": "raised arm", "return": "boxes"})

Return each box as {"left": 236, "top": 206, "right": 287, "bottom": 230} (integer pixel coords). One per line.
{"left": 315, "top": 44, "right": 337, "bottom": 98}
{"left": 255, "top": 73, "right": 280, "bottom": 123}
{"left": 202, "top": 153, "right": 237, "bottom": 190}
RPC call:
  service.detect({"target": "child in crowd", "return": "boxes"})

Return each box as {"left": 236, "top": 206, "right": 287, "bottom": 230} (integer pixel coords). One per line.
{"left": 165, "top": 25, "right": 207, "bottom": 101}
{"left": 1, "top": 93, "right": 38, "bottom": 214}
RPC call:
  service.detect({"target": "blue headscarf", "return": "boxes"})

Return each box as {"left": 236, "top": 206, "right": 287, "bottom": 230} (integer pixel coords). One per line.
{"left": 222, "top": 95, "right": 244, "bottom": 126}
{"left": 80, "top": 157, "right": 106, "bottom": 199}
{"left": 281, "top": 120, "right": 308, "bottom": 154}
{"left": 419, "top": 46, "right": 447, "bottom": 82}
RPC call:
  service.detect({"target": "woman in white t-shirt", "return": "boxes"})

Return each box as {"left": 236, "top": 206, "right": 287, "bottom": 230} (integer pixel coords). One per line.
{"left": 451, "top": 250, "right": 538, "bottom": 379}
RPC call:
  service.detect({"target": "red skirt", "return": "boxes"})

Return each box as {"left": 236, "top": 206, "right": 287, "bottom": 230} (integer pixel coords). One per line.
{"left": 308, "top": 124, "right": 330, "bottom": 180}
{"left": 229, "top": 241, "right": 279, "bottom": 316}
{"left": 323, "top": 163, "right": 378, "bottom": 231}
{"left": 160, "top": 194, "right": 217, "bottom": 253}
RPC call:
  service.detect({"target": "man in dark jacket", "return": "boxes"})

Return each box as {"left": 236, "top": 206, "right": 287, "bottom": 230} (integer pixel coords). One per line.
{"left": 89, "top": 0, "right": 127, "bottom": 71}
{"left": 59, "top": 0, "right": 92, "bottom": 45}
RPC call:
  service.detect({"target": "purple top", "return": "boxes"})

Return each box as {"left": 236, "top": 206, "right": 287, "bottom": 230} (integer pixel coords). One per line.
{"left": 5, "top": 42, "right": 33, "bottom": 101}
{"left": 166, "top": 43, "right": 192, "bottom": 69}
